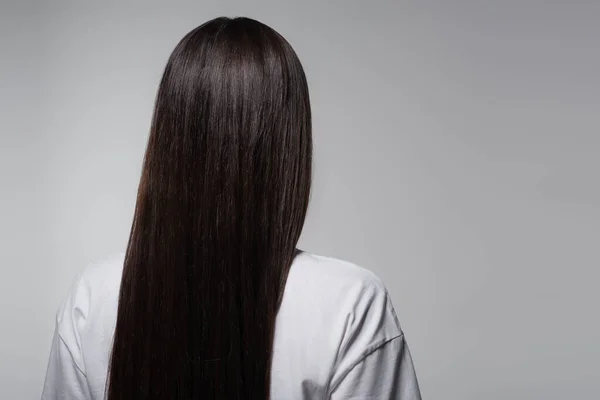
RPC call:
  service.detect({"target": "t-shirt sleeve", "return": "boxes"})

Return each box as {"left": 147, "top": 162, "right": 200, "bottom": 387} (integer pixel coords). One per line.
{"left": 329, "top": 335, "right": 421, "bottom": 399}
{"left": 327, "top": 273, "right": 421, "bottom": 399}
{"left": 41, "top": 327, "right": 92, "bottom": 399}
{"left": 41, "top": 273, "right": 92, "bottom": 399}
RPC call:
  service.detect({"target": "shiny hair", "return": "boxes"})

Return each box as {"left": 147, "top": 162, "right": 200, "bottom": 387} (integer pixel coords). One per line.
{"left": 106, "top": 17, "right": 312, "bottom": 399}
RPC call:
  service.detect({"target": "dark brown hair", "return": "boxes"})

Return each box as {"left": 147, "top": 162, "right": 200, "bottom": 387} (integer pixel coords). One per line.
{"left": 107, "top": 17, "right": 312, "bottom": 399}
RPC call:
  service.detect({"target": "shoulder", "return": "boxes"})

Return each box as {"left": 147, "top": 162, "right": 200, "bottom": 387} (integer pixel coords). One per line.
{"left": 286, "top": 251, "right": 404, "bottom": 341}
{"left": 289, "top": 253, "right": 412, "bottom": 392}
{"left": 290, "top": 252, "right": 387, "bottom": 293}
{"left": 55, "top": 253, "right": 124, "bottom": 335}
{"left": 78, "top": 253, "right": 125, "bottom": 293}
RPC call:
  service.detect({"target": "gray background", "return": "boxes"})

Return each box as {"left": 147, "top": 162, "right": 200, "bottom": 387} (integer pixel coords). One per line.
{"left": 1, "top": 1, "right": 599, "bottom": 399}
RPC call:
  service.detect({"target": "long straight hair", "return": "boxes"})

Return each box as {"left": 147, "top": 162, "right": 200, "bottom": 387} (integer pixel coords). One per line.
{"left": 106, "top": 17, "right": 312, "bottom": 399}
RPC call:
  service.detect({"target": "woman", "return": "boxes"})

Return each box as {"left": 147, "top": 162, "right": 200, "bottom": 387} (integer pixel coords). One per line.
{"left": 42, "top": 17, "right": 421, "bottom": 399}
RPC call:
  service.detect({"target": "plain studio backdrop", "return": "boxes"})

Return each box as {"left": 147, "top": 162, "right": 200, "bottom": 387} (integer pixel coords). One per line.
{"left": 1, "top": 1, "right": 599, "bottom": 399}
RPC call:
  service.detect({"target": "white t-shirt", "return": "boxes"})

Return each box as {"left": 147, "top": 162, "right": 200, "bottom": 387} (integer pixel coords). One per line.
{"left": 42, "top": 252, "right": 421, "bottom": 399}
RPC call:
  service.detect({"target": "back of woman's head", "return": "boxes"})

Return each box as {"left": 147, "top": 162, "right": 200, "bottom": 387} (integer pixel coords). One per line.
{"left": 107, "top": 17, "right": 312, "bottom": 399}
